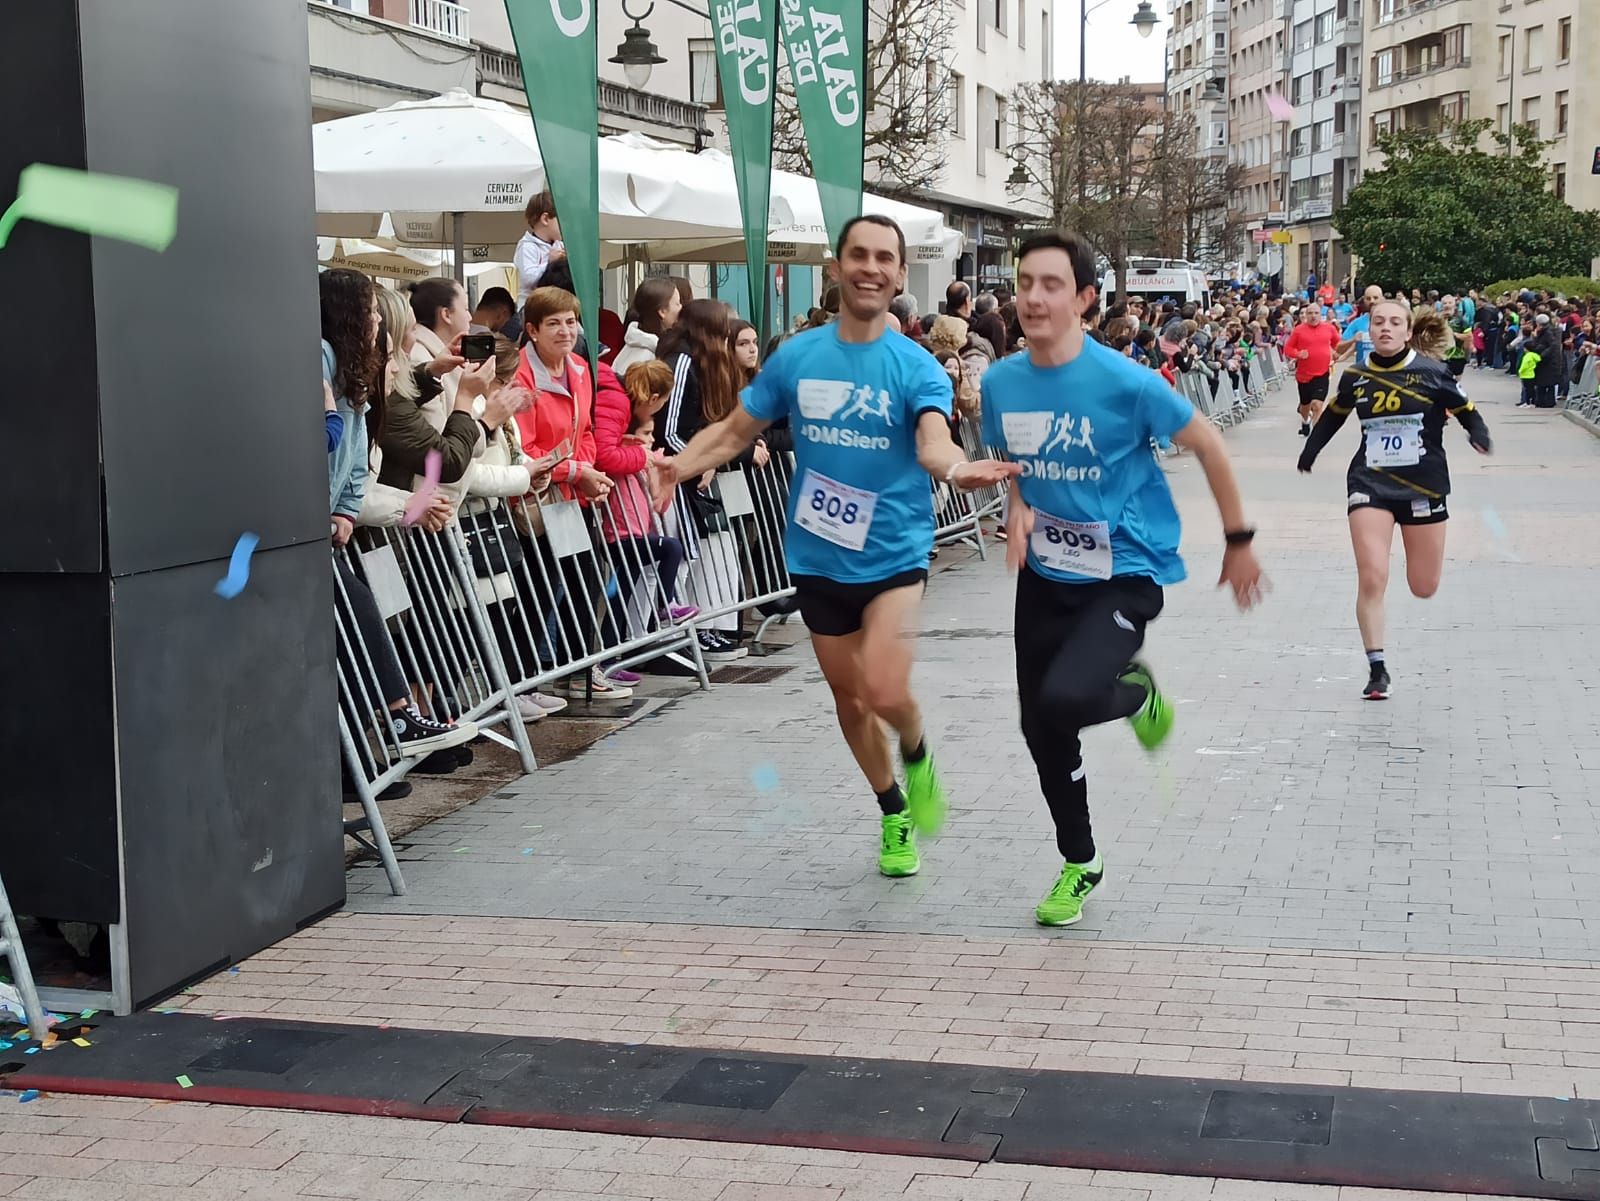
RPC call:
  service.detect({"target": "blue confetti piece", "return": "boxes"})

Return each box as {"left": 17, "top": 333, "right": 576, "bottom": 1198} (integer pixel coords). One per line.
{"left": 521, "top": 847, "right": 534, "bottom": 855}
{"left": 0, "top": 1041, "right": 11, "bottom": 1051}
{"left": 23, "top": 1047, "right": 38, "bottom": 1055}
{"left": 751, "top": 764, "right": 780, "bottom": 792}
{"left": 214, "top": 532, "right": 260, "bottom": 598}
{"left": 17, "top": 1090, "right": 38, "bottom": 1103}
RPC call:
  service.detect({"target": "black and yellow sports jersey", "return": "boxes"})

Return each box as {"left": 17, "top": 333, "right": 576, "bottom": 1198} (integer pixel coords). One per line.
{"left": 1297, "top": 349, "right": 1491, "bottom": 501}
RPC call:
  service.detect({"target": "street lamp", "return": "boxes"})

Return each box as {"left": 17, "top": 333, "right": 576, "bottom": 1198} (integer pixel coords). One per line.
{"left": 1497, "top": 22, "right": 1517, "bottom": 157}
{"left": 609, "top": 0, "right": 668, "bottom": 90}
{"left": 1006, "top": 147, "right": 1031, "bottom": 197}
{"left": 1077, "top": 2, "right": 1164, "bottom": 216}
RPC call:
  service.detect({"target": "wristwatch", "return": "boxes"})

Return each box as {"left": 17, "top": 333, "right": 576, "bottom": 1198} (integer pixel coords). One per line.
{"left": 1224, "top": 528, "right": 1256, "bottom": 546}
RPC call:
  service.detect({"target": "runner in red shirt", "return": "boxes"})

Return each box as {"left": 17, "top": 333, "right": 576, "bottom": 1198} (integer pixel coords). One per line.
{"left": 1283, "top": 306, "right": 1343, "bottom": 437}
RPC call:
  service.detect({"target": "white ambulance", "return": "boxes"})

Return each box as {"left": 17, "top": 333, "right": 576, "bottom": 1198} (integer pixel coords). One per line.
{"left": 1100, "top": 259, "right": 1213, "bottom": 309}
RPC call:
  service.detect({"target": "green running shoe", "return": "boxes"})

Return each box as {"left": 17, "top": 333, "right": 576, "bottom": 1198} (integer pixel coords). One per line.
{"left": 878, "top": 812, "right": 920, "bottom": 877}
{"left": 1121, "top": 660, "right": 1174, "bottom": 750}
{"left": 1034, "top": 857, "right": 1104, "bottom": 926}
{"left": 902, "top": 754, "right": 948, "bottom": 836}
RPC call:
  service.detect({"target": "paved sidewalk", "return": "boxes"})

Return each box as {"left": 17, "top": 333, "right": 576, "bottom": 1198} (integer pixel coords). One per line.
{"left": 0, "top": 1092, "right": 1553, "bottom": 1200}
{"left": 8, "top": 367, "right": 1597, "bottom": 1201}
{"left": 347, "top": 366, "right": 1600, "bottom": 960}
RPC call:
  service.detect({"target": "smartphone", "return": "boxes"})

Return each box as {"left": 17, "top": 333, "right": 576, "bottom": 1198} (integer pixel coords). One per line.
{"left": 460, "top": 333, "right": 496, "bottom": 362}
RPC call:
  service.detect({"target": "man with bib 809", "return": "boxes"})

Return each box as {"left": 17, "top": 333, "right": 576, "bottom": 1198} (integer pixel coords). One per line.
{"left": 981, "top": 231, "right": 1266, "bottom": 928}
{"left": 651, "top": 215, "right": 1019, "bottom": 880}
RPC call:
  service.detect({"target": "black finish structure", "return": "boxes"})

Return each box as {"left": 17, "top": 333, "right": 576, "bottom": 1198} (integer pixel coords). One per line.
{"left": 0, "top": 1, "right": 341, "bottom": 1009}
{"left": 7, "top": 1013, "right": 1600, "bottom": 1199}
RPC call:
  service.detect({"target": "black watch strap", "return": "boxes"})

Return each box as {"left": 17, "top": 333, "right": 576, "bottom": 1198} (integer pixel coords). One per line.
{"left": 1225, "top": 528, "right": 1256, "bottom": 546}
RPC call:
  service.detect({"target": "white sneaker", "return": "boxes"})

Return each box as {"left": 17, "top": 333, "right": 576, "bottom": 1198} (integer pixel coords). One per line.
{"left": 514, "top": 695, "right": 547, "bottom": 722}
{"left": 528, "top": 692, "right": 567, "bottom": 715}
{"left": 557, "top": 669, "right": 633, "bottom": 701}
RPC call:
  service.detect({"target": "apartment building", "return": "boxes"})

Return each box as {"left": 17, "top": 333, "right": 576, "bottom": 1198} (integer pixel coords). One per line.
{"left": 1361, "top": 0, "right": 1600, "bottom": 213}
{"left": 1281, "top": 0, "right": 1362, "bottom": 290}
{"left": 1166, "top": 0, "right": 1231, "bottom": 263}
{"left": 1225, "top": 0, "right": 1290, "bottom": 271}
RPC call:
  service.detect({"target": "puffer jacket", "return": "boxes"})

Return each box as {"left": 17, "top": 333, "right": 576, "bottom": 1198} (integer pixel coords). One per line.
{"left": 512, "top": 346, "right": 598, "bottom": 503}
{"left": 610, "top": 323, "right": 660, "bottom": 377}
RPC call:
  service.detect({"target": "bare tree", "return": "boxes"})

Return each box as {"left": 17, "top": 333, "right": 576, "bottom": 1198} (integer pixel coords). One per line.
{"left": 1151, "top": 116, "right": 1246, "bottom": 265}
{"left": 1008, "top": 79, "right": 1183, "bottom": 295}
{"left": 772, "top": 0, "right": 957, "bottom": 197}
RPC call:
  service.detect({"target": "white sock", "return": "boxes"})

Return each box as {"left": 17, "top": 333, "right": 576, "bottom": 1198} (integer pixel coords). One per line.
{"left": 1068, "top": 852, "right": 1103, "bottom": 873}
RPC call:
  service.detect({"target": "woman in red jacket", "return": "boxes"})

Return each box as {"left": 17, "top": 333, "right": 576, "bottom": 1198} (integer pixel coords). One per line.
{"left": 511, "top": 287, "right": 632, "bottom": 702}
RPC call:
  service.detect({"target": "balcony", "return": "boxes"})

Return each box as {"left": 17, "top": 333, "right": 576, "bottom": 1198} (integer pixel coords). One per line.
{"left": 409, "top": 0, "right": 468, "bottom": 43}
{"left": 1334, "top": 17, "right": 1362, "bottom": 47}
{"left": 477, "top": 47, "right": 712, "bottom": 147}
{"left": 308, "top": 0, "right": 475, "bottom": 118}
{"left": 1370, "top": 55, "right": 1470, "bottom": 91}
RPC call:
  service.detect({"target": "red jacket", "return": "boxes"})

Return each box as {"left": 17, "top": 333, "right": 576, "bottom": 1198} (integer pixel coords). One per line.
{"left": 591, "top": 362, "right": 647, "bottom": 480}
{"left": 513, "top": 347, "right": 598, "bottom": 502}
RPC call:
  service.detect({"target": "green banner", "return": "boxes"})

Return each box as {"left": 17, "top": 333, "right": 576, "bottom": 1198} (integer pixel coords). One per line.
{"left": 780, "top": 0, "right": 866, "bottom": 256}
{"left": 503, "top": 0, "right": 599, "bottom": 369}
{"left": 711, "top": 0, "right": 778, "bottom": 338}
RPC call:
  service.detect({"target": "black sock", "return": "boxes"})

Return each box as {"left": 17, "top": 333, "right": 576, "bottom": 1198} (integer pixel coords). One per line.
{"left": 876, "top": 784, "right": 906, "bottom": 815}
{"left": 901, "top": 738, "right": 927, "bottom": 765}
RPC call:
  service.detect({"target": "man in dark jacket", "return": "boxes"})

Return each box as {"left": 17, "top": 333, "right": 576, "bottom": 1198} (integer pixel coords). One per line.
{"left": 1528, "top": 313, "right": 1563, "bottom": 407}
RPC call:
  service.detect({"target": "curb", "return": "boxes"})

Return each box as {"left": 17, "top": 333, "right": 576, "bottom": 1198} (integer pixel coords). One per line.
{"left": 1561, "top": 406, "right": 1600, "bottom": 440}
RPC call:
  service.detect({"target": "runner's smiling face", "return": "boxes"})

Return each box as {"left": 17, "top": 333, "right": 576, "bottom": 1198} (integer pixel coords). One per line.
{"left": 837, "top": 223, "right": 905, "bottom": 322}
{"left": 1369, "top": 300, "right": 1411, "bottom": 357}
{"left": 1016, "top": 246, "right": 1095, "bottom": 347}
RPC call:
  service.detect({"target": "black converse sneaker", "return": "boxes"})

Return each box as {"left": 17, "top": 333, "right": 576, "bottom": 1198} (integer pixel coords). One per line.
{"left": 391, "top": 706, "right": 477, "bottom": 756}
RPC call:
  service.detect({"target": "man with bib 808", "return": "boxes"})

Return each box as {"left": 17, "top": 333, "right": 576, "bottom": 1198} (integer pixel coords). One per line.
{"left": 651, "top": 215, "right": 1018, "bottom": 880}
{"left": 981, "top": 231, "right": 1266, "bottom": 928}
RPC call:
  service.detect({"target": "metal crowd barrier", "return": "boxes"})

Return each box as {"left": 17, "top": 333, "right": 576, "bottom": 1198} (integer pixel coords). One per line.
{"left": 1563, "top": 354, "right": 1600, "bottom": 422}
{"left": 933, "top": 413, "right": 1006, "bottom": 554}
{"left": 337, "top": 454, "right": 800, "bottom": 895}
{"left": 1175, "top": 344, "right": 1282, "bottom": 431}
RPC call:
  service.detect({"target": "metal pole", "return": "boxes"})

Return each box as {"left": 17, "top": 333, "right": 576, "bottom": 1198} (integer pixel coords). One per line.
{"left": 1507, "top": 35, "right": 1516, "bottom": 155}
{"left": 1077, "top": 0, "right": 1087, "bottom": 221}
{"left": 452, "top": 210, "right": 465, "bottom": 285}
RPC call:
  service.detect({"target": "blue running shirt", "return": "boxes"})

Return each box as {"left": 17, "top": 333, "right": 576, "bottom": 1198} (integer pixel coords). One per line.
{"left": 1343, "top": 313, "right": 1372, "bottom": 367}
{"left": 981, "top": 337, "right": 1195, "bottom": 586}
{"left": 742, "top": 324, "right": 953, "bottom": 583}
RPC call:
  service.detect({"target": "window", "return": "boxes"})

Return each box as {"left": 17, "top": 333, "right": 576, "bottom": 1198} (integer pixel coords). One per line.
{"left": 1497, "top": 102, "right": 1509, "bottom": 136}
{"left": 1293, "top": 19, "right": 1313, "bottom": 51}
{"left": 1524, "top": 26, "right": 1542, "bottom": 72}
{"left": 1292, "top": 73, "right": 1309, "bottom": 104}
{"left": 1558, "top": 17, "right": 1572, "bottom": 63}
{"left": 1556, "top": 91, "right": 1569, "bottom": 136}
{"left": 1215, "top": 32, "right": 1226, "bottom": 53}
{"left": 1377, "top": 0, "right": 1396, "bottom": 23}
{"left": 993, "top": 93, "right": 1008, "bottom": 152}
{"left": 1374, "top": 49, "right": 1394, "bottom": 87}
{"left": 1313, "top": 67, "right": 1329, "bottom": 96}
{"left": 1554, "top": 163, "right": 1567, "bottom": 201}
{"left": 1499, "top": 33, "right": 1512, "bottom": 77}
{"left": 1290, "top": 128, "right": 1308, "bottom": 156}
{"left": 1440, "top": 26, "right": 1463, "bottom": 65}
{"left": 1371, "top": 110, "right": 1394, "bottom": 140}
{"left": 950, "top": 72, "right": 966, "bottom": 137}
{"left": 1211, "top": 121, "right": 1227, "bottom": 148}
{"left": 1315, "top": 11, "right": 1333, "bottom": 43}
{"left": 1018, "top": 0, "right": 1025, "bottom": 47}
{"left": 1313, "top": 118, "right": 1334, "bottom": 151}
{"left": 992, "top": 0, "right": 1007, "bottom": 35}
{"left": 975, "top": 86, "right": 990, "bottom": 173}
{"left": 1041, "top": 12, "right": 1051, "bottom": 77}
{"left": 1439, "top": 92, "right": 1468, "bottom": 125}
{"left": 1522, "top": 96, "right": 1540, "bottom": 138}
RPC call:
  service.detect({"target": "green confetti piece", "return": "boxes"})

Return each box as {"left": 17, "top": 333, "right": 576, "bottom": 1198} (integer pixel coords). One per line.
{"left": 175, "top": 1075, "right": 193, "bottom": 1089}
{"left": 0, "top": 164, "right": 178, "bottom": 252}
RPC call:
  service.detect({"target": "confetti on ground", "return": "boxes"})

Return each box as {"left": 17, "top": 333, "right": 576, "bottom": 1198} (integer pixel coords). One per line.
{"left": 0, "top": 1041, "right": 10, "bottom": 1051}
{"left": 72, "top": 1038, "right": 90, "bottom": 1048}
{"left": 23, "top": 1048, "right": 38, "bottom": 1055}
{"left": 17, "top": 1090, "right": 38, "bottom": 1103}
{"left": 228, "top": 967, "right": 240, "bottom": 974}
{"left": 214, "top": 532, "right": 260, "bottom": 599}
{"left": 453, "top": 847, "right": 470, "bottom": 853}
{"left": 0, "top": 165, "right": 178, "bottom": 252}
{"left": 175, "top": 1075, "right": 193, "bottom": 1089}
{"left": 751, "top": 763, "right": 780, "bottom": 792}
{"left": 402, "top": 449, "right": 443, "bottom": 526}
{"left": 79, "top": 1009, "right": 96, "bottom": 1019}
{"left": 521, "top": 847, "right": 534, "bottom": 855}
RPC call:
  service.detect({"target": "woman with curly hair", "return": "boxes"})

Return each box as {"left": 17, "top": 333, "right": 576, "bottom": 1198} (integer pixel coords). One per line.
{"left": 321, "top": 268, "right": 475, "bottom": 758}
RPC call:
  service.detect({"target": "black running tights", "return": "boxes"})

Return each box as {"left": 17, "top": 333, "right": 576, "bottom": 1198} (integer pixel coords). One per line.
{"left": 1014, "top": 568, "right": 1164, "bottom": 863}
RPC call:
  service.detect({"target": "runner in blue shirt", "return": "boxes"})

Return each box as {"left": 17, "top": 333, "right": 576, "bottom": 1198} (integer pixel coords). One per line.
{"left": 652, "top": 215, "right": 1017, "bottom": 881}
{"left": 981, "top": 231, "right": 1266, "bottom": 928}
{"left": 1336, "top": 284, "right": 1386, "bottom": 368}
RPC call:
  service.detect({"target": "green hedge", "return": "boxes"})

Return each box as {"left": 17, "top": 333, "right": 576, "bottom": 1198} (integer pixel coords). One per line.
{"left": 1480, "top": 275, "right": 1600, "bottom": 301}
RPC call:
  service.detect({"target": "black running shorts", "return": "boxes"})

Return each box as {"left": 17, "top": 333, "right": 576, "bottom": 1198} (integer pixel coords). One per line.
{"left": 1347, "top": 493, "right": 1449, "bottom": 526}
{"left": 792, "top": 569, "right": 928, "bottom": 638}
{"left": 1297, "top": 375, "right": 1330, "bottom": 407}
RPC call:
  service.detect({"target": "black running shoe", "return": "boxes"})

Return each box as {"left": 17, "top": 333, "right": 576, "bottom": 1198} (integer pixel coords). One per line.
{"left": 1299, "top": 422, "right": 1311, "bottom": 437}
{"left": 1363, "top": 664, "right": 1391, "bottom": 701}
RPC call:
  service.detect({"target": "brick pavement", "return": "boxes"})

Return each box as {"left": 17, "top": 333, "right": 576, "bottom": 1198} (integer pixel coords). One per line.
{"left": 7, "top": 367, "right": 1598, "bottom": 1201}
{"left": 344, "top": 366, "right": 1600, "bottom": 960}
{"left": 0, "top": 1093, "right": 1554, "bottom": 1200}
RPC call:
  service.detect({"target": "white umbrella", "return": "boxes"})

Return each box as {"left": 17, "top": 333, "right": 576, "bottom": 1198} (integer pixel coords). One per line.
{"left": 600, "top": 138, "right": 962, "bottom": 265}
{"left": 312, "top": 91, "right": 745, "bottom": 258}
